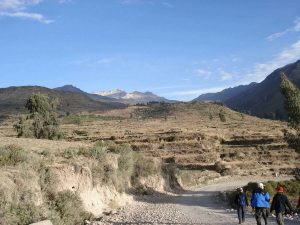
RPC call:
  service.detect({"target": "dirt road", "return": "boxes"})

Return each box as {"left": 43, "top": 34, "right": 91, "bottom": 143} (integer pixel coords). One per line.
{"left": 99, "top": 177, "right": 299, "bottom": 225}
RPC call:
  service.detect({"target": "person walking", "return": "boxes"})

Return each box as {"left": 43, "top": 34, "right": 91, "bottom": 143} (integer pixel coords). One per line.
{"left": 251, "top": 182, "right": 270, "bottom": 225}
{"left": 235, "top": 187, "right": 249, "bottom": 224}
{"left": 271, "top": 186, "right": 294, "bottom": 225}
{"left": 297, "top": 192, "right": 300, "bottom": 209}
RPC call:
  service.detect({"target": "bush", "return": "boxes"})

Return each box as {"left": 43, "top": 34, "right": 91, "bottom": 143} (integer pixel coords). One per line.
{"left": 133, "top": 154, "right": 160, "bottom": 178}
{"left": 50, "top": 190, "right": 90, "bottom": 225}
{"left": 62, "top": 148, "right": 79, "bottom": 159}
{"left": 0, "top": 145, "right": 27, "bottom": 166}
{"left": 0, "top": 201, "right": 44, "bottom": 225}
{"left": 115, "top": 147, "right": 135, "bottom": 192}
{"left": 219, "top": 109, "right": 226, "bottom": 122}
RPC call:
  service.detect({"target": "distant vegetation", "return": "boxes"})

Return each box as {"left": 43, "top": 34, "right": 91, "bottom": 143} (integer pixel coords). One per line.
{"left": 62, "top": 114, "right": 124, "bottom": 125}
{"left": 14, "top": 93, "right": 63, "bottom": 140}
{"left": 281, "top": 73, "right": 300, "bottom": 152}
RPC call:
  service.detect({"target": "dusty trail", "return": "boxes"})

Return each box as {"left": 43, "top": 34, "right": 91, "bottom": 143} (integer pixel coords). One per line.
{"left": 100, "top": 177, "right": 299, "bottom": 225}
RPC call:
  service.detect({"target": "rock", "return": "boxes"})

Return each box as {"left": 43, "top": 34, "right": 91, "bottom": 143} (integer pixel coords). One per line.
{"left": 29, "top": 221, "right": 53, "bottom": 225}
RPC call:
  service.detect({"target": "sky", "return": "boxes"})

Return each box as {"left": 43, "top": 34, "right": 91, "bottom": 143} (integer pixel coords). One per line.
{"left": 1, "top": 0, "right": 300, "bottom": 101}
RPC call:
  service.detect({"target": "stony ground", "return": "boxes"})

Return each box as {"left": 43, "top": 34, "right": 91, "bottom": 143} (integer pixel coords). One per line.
{"left": 96, "top": 177, "right": 300, "bottom": 225}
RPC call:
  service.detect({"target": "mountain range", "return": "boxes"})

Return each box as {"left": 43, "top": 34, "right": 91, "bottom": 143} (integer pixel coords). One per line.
{"left": 194, "top": 60, "right": 300, "bottom": 119}
{"left": 0, "top": 85, "right": 173, "bottom": 115}
{"left": 0, "top": 86, "right": 126, "bottom": 115}
{"left": 94, "top": 89, "right": 173, "bottom": 104}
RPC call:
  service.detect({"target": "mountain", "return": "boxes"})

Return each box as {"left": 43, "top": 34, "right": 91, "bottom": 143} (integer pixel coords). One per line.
{"left": 54, "top": 85, "right": 124, "bottom": 104}
{"left": 94, "top": 89, "right": 127, "bottom": 99}
{"left": 0, "top": 86, "right": 126, "bottom": 115}
{"left": 54, "top": 85, "right": 85, "bottom": 94}
{"left": 194, "top": 60, "right": 300, "bottom": 119}
{"left": 194, "top": 83, "right": 257, "bottom": 102}
{"left": 94, "top": 89, "right": 174, "bottom": 104}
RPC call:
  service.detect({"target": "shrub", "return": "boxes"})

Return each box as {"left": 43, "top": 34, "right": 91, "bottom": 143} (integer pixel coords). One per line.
{"left": 50, "top": 190, "right": 90, "bottom": 225}
{"left": 133, "top": 154, "right": 160, "bottom": 178}
{"left": 115, "top": 147, "right": 135, "bottom": 192}
{"left": 73, "top": 130, "right": 88, "bottom": 136}
{"left": 0, "top": 201, "right": 44, "bottom": 225}
{"left": 219, "top": 109, "right": 226, "bottom": 122}
{"left": 0, "top": 145, "right": 27, "bottom": 166}
{"left": 62, "top": 148, "right": 79, "bottom": 159}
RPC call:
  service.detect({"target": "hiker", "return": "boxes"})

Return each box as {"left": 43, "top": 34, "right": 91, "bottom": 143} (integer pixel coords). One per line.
{"left": 251, "top": 182, "right": 270, "bottom": 225}
{"left": 297, "top": 192, "right": 300, "bottom": 209}
{"left": 235, "top": 187, "right": 249, "bottom": 224}
{"left": 270, "top": 186, "right": 294, "bottom": 225}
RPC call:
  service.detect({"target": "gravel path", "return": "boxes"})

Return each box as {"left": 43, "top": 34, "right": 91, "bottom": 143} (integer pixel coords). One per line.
{"left": 97, "top": 177, "right": 300, "bottom": 225}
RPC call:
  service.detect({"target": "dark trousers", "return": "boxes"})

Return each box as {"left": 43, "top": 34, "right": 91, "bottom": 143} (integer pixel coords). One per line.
{"left": 275, "top": 212, "right": 284, "bottom": 225}
{"left": 237, "top": 206, "right": 246, "bottom": 223}
{"left": 255, "top": 207, "right": 268, "bottom": 225}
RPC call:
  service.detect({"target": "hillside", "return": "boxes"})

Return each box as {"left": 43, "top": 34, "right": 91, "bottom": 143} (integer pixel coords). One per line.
{"left": 0, "top": 102, "right": 299, "bottom": 224}
{"left": 0, "top": 86, "right": 126, "bottom": 115}
{"left": 195, "top": 60, "right": 300, "bottom": 119}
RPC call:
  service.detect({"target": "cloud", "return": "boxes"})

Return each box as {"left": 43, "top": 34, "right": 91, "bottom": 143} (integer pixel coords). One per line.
{"left": 0, "top": 0, "right": 43, "bottom": 11}
{"left": 57, "top": 0, "right": 72, "bottom": 3}
{"left": 218, "top": 69, "right": 235, "bottom": 81}
{"left": 164, "top": 86, "right": 228, "bottom": 97}
{"left": 120, "top": 0, "right": 153, "bottom": 5}
{"left": 194, "top": 69, "right": 212, "bottom": 79}
{"left": 0, "top": 0, "right": 54, "bottom": 24}
{"left": 120, "top": 0, "right": 173, "bottom": 8}
{"left": 266, "top": 18, "right": 300, "bottom": 41}
{"left": 245, "top": 39, "right": 300, "bottom": 82}
{"left": 0, "top": 11, "right": 53, "bottom": 23}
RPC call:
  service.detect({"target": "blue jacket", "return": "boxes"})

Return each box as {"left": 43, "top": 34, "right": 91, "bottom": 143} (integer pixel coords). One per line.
{"left": 251, "top": 189, "right": 270, "bottom": 208}
{"left": 235, "top": 193, "right": 249, "bottom": 207}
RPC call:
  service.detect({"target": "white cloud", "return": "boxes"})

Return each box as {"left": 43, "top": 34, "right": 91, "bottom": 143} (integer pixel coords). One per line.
{"left": 194, "top": 69, "right": 212, "bottom": 79}
{"left": 0, "top": 11, "right": 53, "bottom": 23}
{"left": 0, "top": 0, "right": 54, "bottom": 23}
{"left": 0, "top": 0, "right": 43, "bottom": 11}
{"left": 266, "top": 18, "right": 300, "bottom": 41}
{"left": 57, "top": 0, "right": 72, "bottom": 3}
{"left": 218, "top": 69, "right": 235, "bottom": 81}
{"left": 164, "top": 86, "right": 228, "bottom": 97}
{"left": 120, "top": 0, "right": 153, "bottom": 5}
{"left": 120, "top": 0, "right": 173, "bottom": 8}
{"left": 245, "top": 39, "right": 300, "bottom": 82}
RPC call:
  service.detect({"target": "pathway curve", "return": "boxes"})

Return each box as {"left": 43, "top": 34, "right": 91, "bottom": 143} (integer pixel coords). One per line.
{"left": 98, "top": 177, "right": 299, "bottom": 225}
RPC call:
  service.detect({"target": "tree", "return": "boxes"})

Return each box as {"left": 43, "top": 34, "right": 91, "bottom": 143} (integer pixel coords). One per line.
{"left": 280, "top": 72, "right": 300, "bottom": 152}
{"left": 14, "top": 93, "right": 63, "bottom": 140}
{"left": 219, "top": 109, "right": 226, "bottom": 122}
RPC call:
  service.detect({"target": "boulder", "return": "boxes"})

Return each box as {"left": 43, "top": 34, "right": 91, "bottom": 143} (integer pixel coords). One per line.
{"left": 29, "top": 220, "right": 53, "bottom": 225}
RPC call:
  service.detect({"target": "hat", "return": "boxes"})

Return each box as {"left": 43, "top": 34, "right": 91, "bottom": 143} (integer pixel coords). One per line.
{"left": 258, "top": 182, "right": 264, "bottom": 189}
{"left": 276, "top": 186, "right": 284, "bottom": 192}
